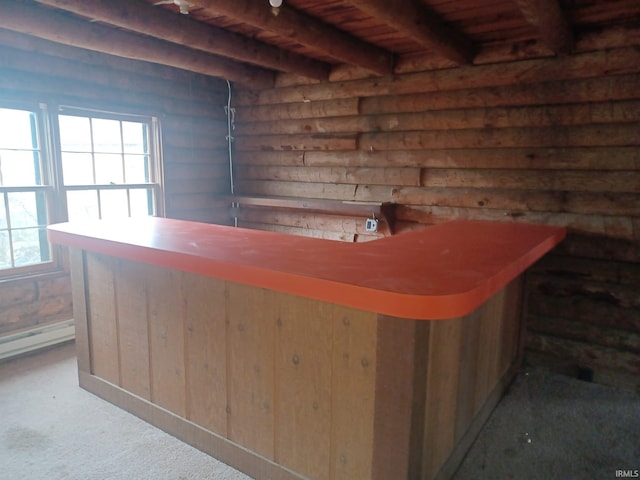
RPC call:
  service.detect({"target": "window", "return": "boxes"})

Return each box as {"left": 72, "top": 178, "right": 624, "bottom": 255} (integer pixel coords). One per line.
{"left": 0, "top": 102, "right": 163, "bottom": 278}
{"left": 58, "top": 109, "right": 162, "bottom": 223}
{"left": 0, "top": 105, "right": 52, "bottom": 273}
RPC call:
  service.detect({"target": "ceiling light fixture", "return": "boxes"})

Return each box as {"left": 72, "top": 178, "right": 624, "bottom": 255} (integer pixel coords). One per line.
{"left": 269, "top": 0, "right": 283, "bottom": 16}
{"left": 154, "top": 0, "right": 193, "bottom": 15}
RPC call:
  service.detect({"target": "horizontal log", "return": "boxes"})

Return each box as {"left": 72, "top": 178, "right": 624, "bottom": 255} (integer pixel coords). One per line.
{"left": 227, "top": 195, "right": 394, "bottom": 226}
{"left": 359, "top": 124, "right": 640, "bottom": 150}
{"left": 0, "top": 296, "right": 73, "bottom": 335}
{"left": 359, "top": 74, "right": 640, "bottom": 115}
{"left": 162, "top": 130, "right": 228, "bottom": 150}
{"left": 0, "top": 28, "right": 226, "bottom": 90}
{"left": 554, "top": 233, "right": 640, "bottom": 263}
{"left": 530, "top": 255, "right": 640, "bottom": 286}
{"left": 233, "top": 147, "right": 640, "bottom": 170}
{"left": 0, "top": 282, "right": 37, "bottom": 308}
{"left": 166, "top": 192, "right": 229, "bottom": 213}
{"left": 235, "top": 47, "right": 640, "bottom": 105}
{"left": 235, "top": 100, "right": 640, "bottom": 136}
{"left": 232, "top": 151, "right": 305, "bottom": 167}
{"left": 527, "top": 273, "right": 640, "bottom": 310}
{"left": 162, "top": 115, "right": 227, "bottom": 135}
{"left": 163, "top": 147, "right": 229, "bottom": 166}
{"left": 165, "top": 178, "right": 230, "bottom": 196}
{"left": 235, "top": 98, "right": 359, "bottom": 122}
{"left": 394, "top": 205, "right": 639, "bottom": 239}
{"left": 232, "top": 208, "right": 385, "bottom": 237}
{"left": 526, "top": 290, "right": 640, "bottom": 332}
{"left": 0, "top": 68, "right": 221, "bottom": 117}
{"left": 37, "top": 0, "right": 329, "bottom": 80}
{"left": 0, "top": 0, "right": 274, "bottom": 87}
{"left": 525, "top": 332, "right": 640, "bottom": 375}
{"left": 190, "top": 0, "right": 393, "bottom": 76}
{"left": 234, "top": 221, "right": 358, "bottom": 243}
{"left": 169, "top": 208, "right": 231, "bottom": 225}
{"left": 526, "top": 315, "right": 640, "bottom": 353}
{"left": 420, "top": 169, "right": 640, "bottom": 193}
{"left": 164, "top": 163, "right": 229, "bottom": 182}
{"left": 236, "top": 166, "right": 421, "bottom": 187}
{"left": 0, "top": 45, "right": 224, "bottom": 104}
{"left": 235, "top": 180, "right": 357, "bottom": 201}
{"left": 350, "top": 185, "right": 640, "bottom": 217}
{"left": 234, "top": 134, "right": 357, "bottom": 152}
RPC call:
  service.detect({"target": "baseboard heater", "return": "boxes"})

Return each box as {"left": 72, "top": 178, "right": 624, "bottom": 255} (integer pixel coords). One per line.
{"left": 0, "top": 320, "right": 75, "bottom": 361}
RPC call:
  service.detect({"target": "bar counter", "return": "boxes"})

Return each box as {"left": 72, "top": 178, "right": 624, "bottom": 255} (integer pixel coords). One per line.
{"left": 48, "top": 218, "right": 564, "bottom": 480}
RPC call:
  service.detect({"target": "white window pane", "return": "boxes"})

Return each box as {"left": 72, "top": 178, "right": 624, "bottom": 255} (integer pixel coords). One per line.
{"left": 8, "top": 192, "right": 43, "bottom": 228}
{"left": 62, "top": 152, "right": 94, "bottom": 185}
{"left": 100, "top": 189, "right": 129, "bottom": 219}
{"left": 92, "top": 118, "right": 122, "bottom": 153}
{"left": 122, "top": 122, "right": 147, "bottom": 154}
{"left": 129, "top": 189, "right": 153, "bottom": 217}
{"left": 0, "top": 194, "right": 6, "bottom": 229}
{"left": 0, "top": 108, "right": 37, "bottom": 150}
{"left": 13, "top": 227, "right": 49, "bottom": 267}
{"left": 67, "top": 190, "right": 99, "bottom": 222}
{"left": 95, "top": 153, "right": 124, "bottom": 184}
{"left": 0, "top": 231, "right": 11, "bottom": 269}
{"left": 124, "top": 154, "right": 149, "bottom": 183}
{"left": 0, "top": 150, "right": 39, "bottom": 186}
{"left": 59, "top": 115, "right": 92, "bottom": 152}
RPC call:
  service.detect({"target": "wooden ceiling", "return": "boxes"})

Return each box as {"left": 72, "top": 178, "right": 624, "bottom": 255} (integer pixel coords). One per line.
{"left": 1, "top": 0, "right": 639, "bottom": 88}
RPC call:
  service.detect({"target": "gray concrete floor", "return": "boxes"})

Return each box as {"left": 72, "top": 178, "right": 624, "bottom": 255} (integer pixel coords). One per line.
{"left": 1, "top": 342, "right": 638, "bottom": 479}
{"left": 453, "top": 365, "right": 640, "bottom": 480}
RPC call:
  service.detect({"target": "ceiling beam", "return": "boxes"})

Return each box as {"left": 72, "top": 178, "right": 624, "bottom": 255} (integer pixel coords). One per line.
{"left": 343, "top": 0, "right": 475, "bottom": 65}
{"left": 34, "top": 0, "right": 330, "bottom": 80}
{"left": 0, "top": 0, "right": 274, "bottom": 87}
{"left": 188, "top": 0, "right": 395, "bottom": 76}
{"left": 514, "top": 0, "right": 574, "bottom": 54}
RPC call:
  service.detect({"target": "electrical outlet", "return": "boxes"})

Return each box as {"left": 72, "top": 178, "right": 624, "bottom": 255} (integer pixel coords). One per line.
{"left": 365, "top": 217, "right": 378, "bottom": 232}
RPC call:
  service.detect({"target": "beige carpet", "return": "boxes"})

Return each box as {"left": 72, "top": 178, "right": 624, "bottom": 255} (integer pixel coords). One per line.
{"left": 0, "top": 343, "right": 251, "bottom": 480}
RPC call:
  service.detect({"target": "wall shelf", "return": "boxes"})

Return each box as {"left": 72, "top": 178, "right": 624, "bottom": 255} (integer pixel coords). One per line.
{"left": 224, "top": 195, "right": 397, "bottom": 235}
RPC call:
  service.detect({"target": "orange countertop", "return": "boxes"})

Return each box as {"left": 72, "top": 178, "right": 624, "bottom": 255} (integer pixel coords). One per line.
{"left": 48, "top": 217, "right": 565, "bottom": 320}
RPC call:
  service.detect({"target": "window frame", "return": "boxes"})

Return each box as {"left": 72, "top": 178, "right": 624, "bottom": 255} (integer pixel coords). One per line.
{"left": 0, "top": 100, "right": 165, "bottom": 280}
{"left": 55, "top": 105, "right": 165, "bottom": 223}
{"left": 0, "top": 101, "right": 58, "bottom": 278}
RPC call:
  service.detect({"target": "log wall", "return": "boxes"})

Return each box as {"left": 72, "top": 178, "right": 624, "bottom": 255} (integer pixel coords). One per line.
{"left": 232, "top": 46, "right": 640, "bottom": 387}
{"left": 0, "top": 30, "right": 229, "bottom": 338}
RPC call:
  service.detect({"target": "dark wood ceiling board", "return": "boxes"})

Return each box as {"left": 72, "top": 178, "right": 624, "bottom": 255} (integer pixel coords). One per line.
{"left": 423, "top": 0, "right": 515, "bottom": 15}
{"left": 473, "top": 26, "right": 543, "bottom": 46}
{"left": 568, "top": 0, "right": 640, "bottom": 26}
{"left": 436, "top": 3, "right": 526, "bottom": 23}
{"left": 286, "top": 0, "right": 424, "bottom": 54}
{"left": 447, "top": 10, "right": 532, "bottom": 32}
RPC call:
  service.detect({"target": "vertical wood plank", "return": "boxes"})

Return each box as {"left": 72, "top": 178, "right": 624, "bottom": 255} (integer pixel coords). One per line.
{"left": 498, "top": 278, "right": 524, "bottom": 376}
{"left": 372, "top": 316, "right": 429, "bottom": 480}
{"left": 454, "top": 309, "right": 482, "bottom": 442}
{"left": 115, "top": 260, "right": 150, "bottom": 400}
{"left": 85, "top": 253, "right": 120, "bottom": 385}
{"left": 147, "top": 266, "right": 186, "bottom": 416}
{"left": 473, "top": 287, "right": 508, "bottom": 413}
{"left": 183, "top": 272, "right": 228, "bottom": 436}
{"left": 422, "top": 317, "right": 463, "bottom": 480}
{"left": 69, "top": 248, "right": 90, "bottom": 374}
{"left": 227, "top": 282, "right": 276, "bottom": 459}
{"left": 331, "top": 305, "right": 377, "bottom": 480}
{"left": 274, "top": 294, "right": 333, "bottom": 480}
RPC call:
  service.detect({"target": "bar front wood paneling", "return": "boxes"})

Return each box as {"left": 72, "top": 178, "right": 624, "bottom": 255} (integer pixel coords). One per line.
{"left": 49, "top": 218, "right": 564, "bottom": 480}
